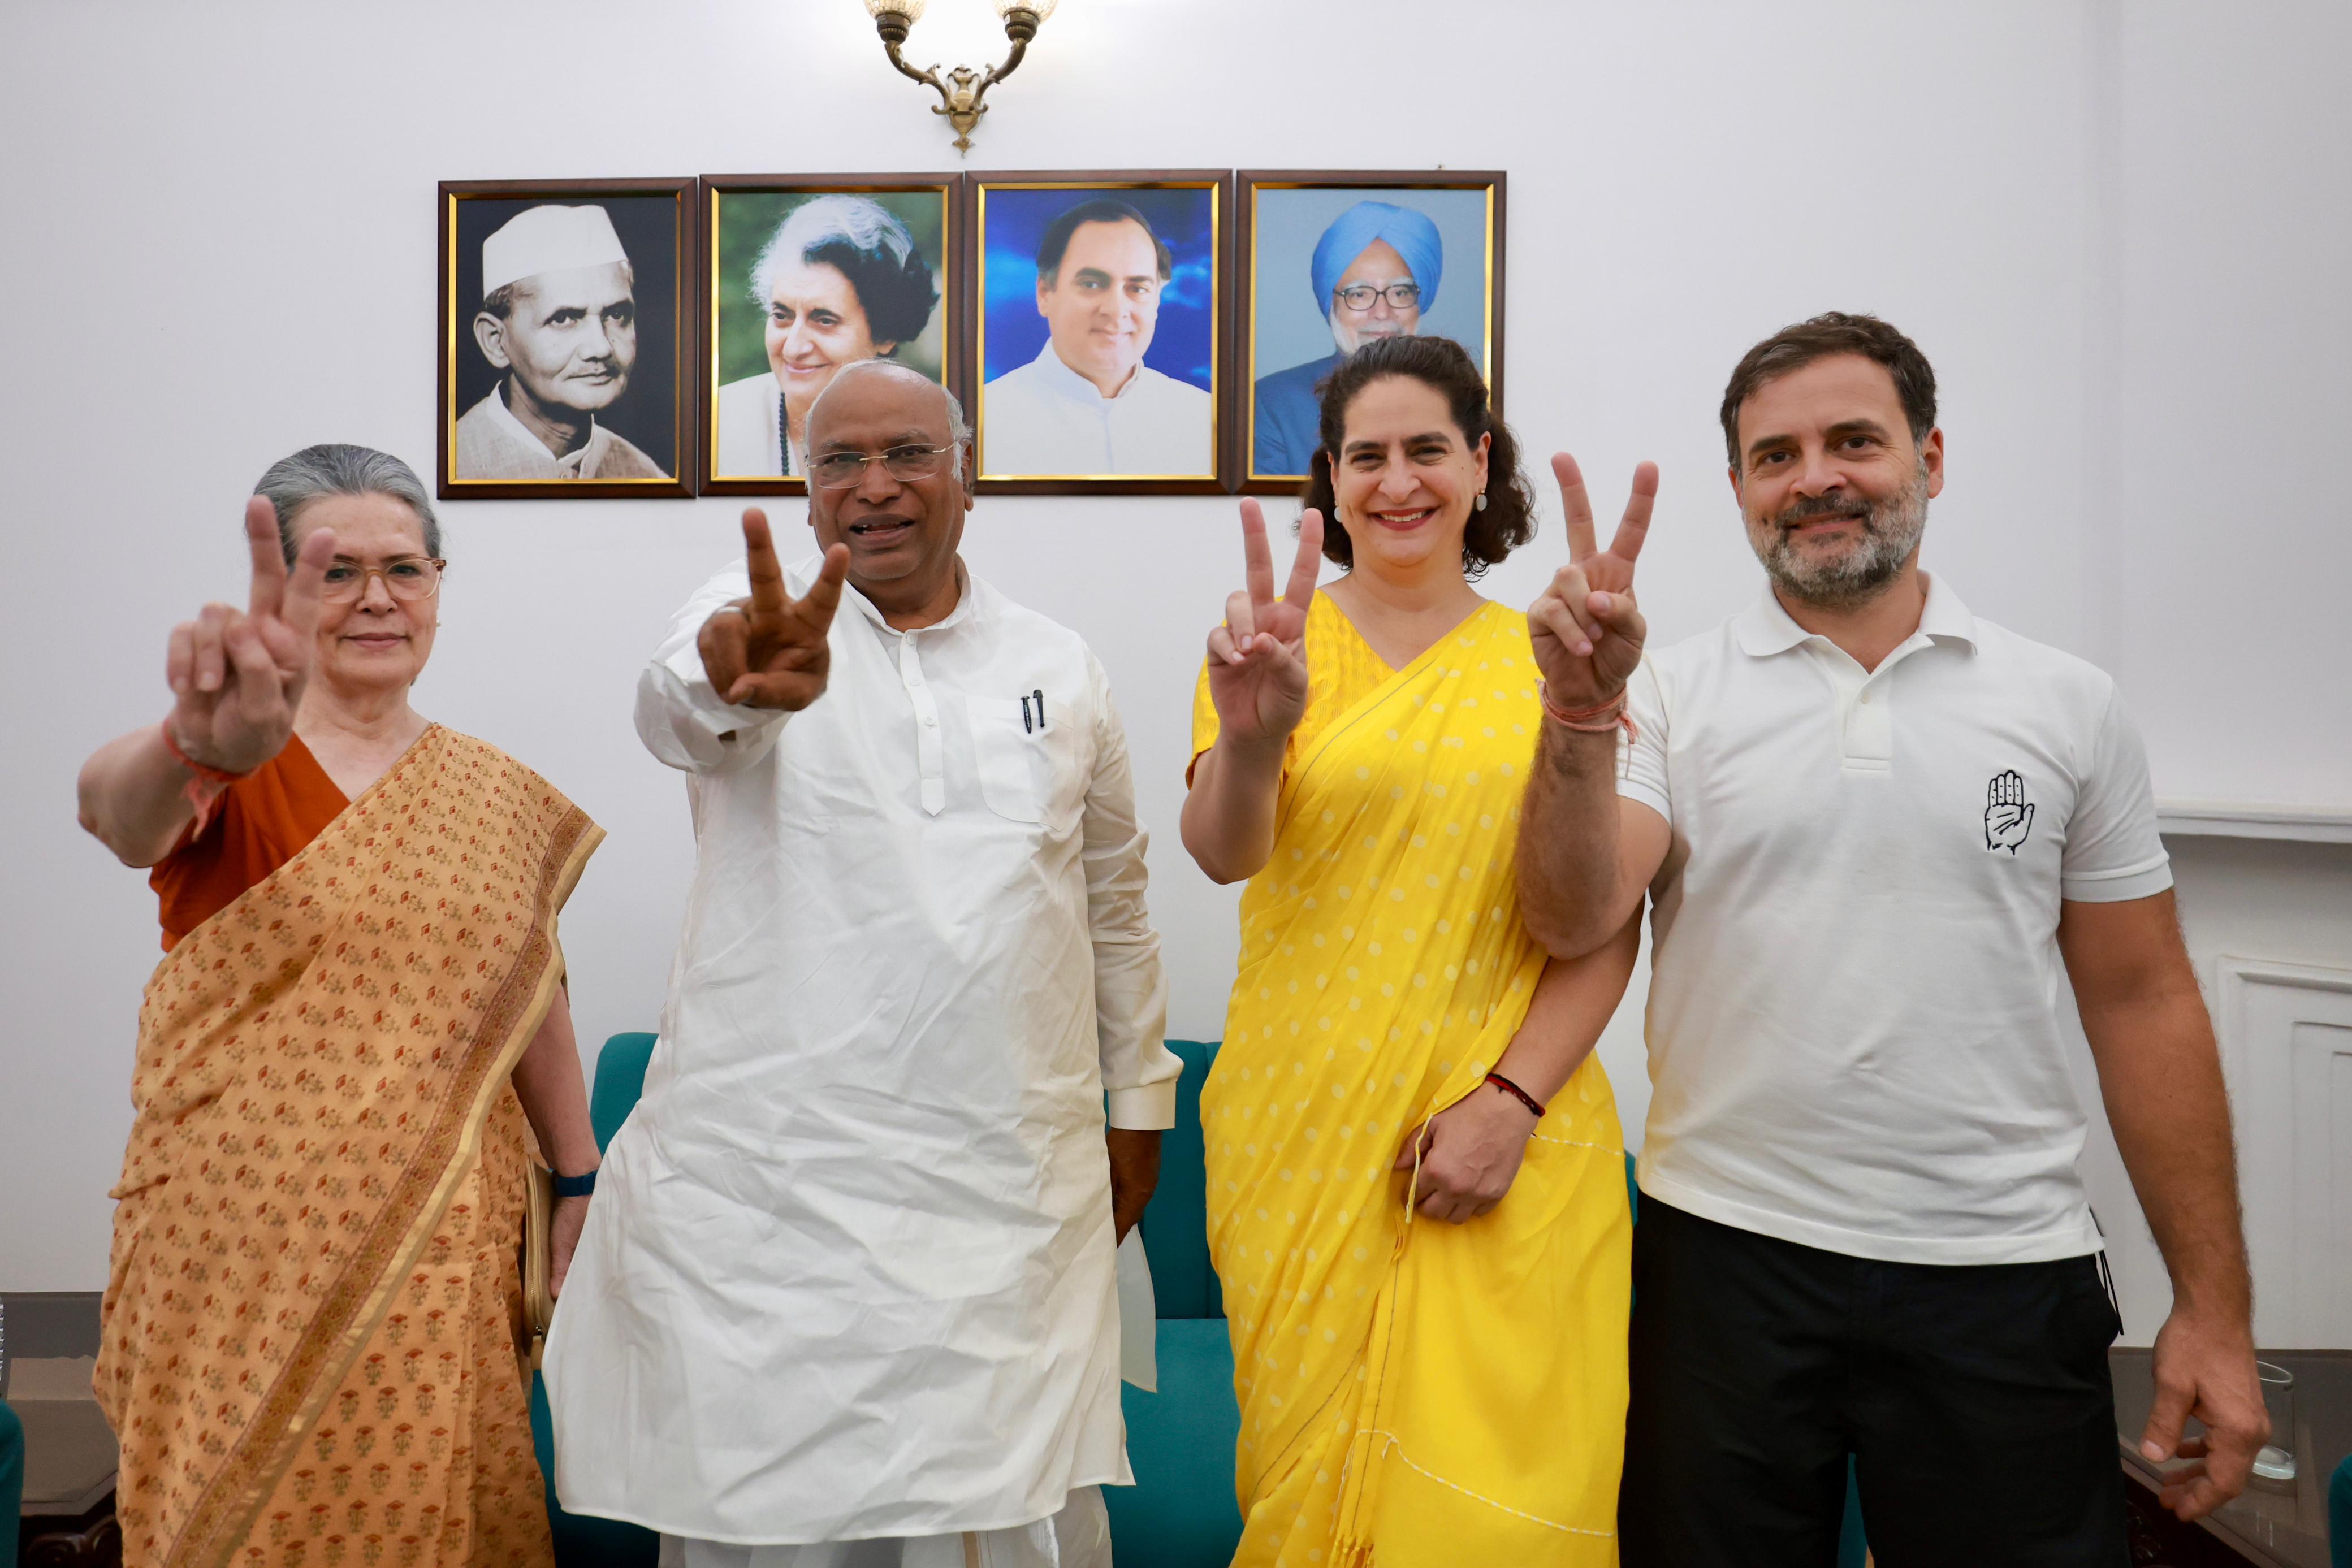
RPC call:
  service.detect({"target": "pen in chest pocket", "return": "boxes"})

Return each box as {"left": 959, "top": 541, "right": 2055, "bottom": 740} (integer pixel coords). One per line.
{"left": 1021, "top": 690, "right": 1048, "bottom": 734}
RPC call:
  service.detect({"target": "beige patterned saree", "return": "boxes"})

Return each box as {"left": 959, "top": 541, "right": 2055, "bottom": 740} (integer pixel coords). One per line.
{"left": 94, "top": 726, "right": 600, "bottom": 1568}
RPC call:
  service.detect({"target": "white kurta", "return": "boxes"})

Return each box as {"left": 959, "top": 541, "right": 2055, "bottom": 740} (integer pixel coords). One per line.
{"left": 544, "top": 560, "right": 1178, "bottom": 1545}
{"left": 979, "top": 343, "right": 1213, "bottom": 478}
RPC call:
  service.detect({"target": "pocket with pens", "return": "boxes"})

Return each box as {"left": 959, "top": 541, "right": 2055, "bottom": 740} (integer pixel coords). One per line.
{"left": 969, "top": 691, "right": 1071, "bottom": 825}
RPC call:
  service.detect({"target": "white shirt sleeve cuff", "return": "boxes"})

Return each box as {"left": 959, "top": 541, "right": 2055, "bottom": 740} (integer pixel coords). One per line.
{"left": 2060, "top": 857, "right": 2174, "bottom": 903}
{"left": 1106, "top": 1081, "right": 1178, "bottom": 1131}
{"left": 660, "top": 637, "right": 793, "bottom": 743}
{"left": 1616, "top": 777, "right": 1672, "bottom": 820}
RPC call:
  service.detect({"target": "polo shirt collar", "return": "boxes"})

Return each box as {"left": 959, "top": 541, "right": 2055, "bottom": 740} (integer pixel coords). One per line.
{"left": 1733, "top": 570, "right": 1979, "bottom": 658}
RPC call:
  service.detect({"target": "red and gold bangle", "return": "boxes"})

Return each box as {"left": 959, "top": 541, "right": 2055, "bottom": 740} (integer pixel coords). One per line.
{"left": 1485, "top": 1072, "right": 1547, "bottom": 1120}
{"left": 158, "top": 722, "right": 254, "bottom": 786}
{"left": 1538, "top": 682, "right": 1640, "bottom": 743}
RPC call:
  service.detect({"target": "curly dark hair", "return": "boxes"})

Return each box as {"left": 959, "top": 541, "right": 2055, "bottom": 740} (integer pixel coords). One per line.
{"left": 1719, "top": 311, "right": 1937, "bottom": 467}
{"left": 1300, "top": 335, "right": 1536, "bottom": 579}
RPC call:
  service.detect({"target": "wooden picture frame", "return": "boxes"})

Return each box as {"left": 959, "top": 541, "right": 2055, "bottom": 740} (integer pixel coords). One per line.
{"left": 697, "top": 173, "right": 966, "bottom": 496}
{"left": 1233, "top": 170, "right": 1506, "bottom": 496}
{"left": 436, "top": 177, "right": 697, "bottom": 499}
{"left": 963, "top": 170, "right": 1234, "bottom": 495}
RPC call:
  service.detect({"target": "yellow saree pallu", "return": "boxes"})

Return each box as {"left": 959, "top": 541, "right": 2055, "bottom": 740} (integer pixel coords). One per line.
{"left": 1194, "top": 600, "right": 1632, "bottom": 1567}
{"left": 94, "top": 726, "right": 600, "bottom": 1568}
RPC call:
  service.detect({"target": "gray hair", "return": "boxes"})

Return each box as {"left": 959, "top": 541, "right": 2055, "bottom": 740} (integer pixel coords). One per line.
{"left": 750, "top": 196, "right": 914, "bottom": 309}
{"left": 806, "top": 359, "right": 970, "bottom": 452}
{"left": 253, "top": 444, "right": 442, "bottom": 565}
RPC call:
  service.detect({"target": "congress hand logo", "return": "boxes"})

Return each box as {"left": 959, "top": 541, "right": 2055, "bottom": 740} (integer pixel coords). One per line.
{"left": 1984, "top": 769, "right": 2035, "bottom": 854}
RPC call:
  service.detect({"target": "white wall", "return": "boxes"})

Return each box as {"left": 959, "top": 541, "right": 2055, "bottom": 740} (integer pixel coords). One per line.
{"left": 2078, "top": 837, "right": 2352, "bottom": 1344}
{"left": 1, "top": 0, "right": 2344, "bottom": 1290}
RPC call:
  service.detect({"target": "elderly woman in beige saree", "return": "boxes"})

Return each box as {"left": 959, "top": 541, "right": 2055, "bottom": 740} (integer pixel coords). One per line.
{"left": 76, "top": 446, "right": 603, "bottom": 1568}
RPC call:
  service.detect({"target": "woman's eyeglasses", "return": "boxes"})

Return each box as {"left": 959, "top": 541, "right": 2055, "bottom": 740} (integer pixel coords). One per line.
{"left": 1334, "top": 283, "right": 1423, "bottom": 313}
{"left": 807, "top": 443, "right": 960, "bottom": 489}
{"left": 321, "top": 557, "right": 445, "bottom": 603}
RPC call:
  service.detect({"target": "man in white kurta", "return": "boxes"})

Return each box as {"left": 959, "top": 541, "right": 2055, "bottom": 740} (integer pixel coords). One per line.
{"left": 545, "top": 361, "right": 1177, "bottom": 1567}
{"left": 979, "top": 198, "right": 1212, "bottom": 478}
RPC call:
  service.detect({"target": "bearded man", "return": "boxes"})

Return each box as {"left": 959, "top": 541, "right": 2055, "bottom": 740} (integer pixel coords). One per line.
{"left": 1513, "top": 313, "right": 2265, "bottom": 1565}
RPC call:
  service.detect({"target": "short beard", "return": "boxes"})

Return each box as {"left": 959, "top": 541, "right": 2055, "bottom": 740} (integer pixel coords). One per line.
{"left": 1745, "top": 462, "right": 1929, "bottom": 611}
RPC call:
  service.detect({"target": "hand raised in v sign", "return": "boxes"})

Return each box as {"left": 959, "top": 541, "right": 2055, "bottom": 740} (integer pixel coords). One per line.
{"left": 165, "top": 496, "right": 335, "bottom": 776}
{"left": 1526, "top": 453, "right": 1657, "bottom": 709}
{"left": 1205, "top": 499, "right": 1326, "bottom": 746}
{"left": 697, "top": 508, "right": 851, "bottom": 711}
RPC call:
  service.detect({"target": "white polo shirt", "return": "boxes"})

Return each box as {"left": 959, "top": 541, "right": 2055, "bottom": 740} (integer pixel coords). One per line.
{"left": 1619, "top": 574, "right": 2172, "bottom": 1265}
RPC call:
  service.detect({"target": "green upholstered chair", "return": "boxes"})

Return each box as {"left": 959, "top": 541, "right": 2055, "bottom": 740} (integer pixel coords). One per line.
{"left": 1, "top": 1397, "right": 23, "bottom": 1568}
{"left": 1106, "top": 1040, "right": 1244, "bottom": 1568}
{"left": 530, "top": 1033, "right": 662, "bottom": 1568}
{"left": 2330, "top": 1450, "right": 2351, "bottom": 1568}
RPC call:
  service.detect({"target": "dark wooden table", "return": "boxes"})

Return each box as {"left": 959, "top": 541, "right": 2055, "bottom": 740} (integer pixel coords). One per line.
{"left": 2112, "top": 1348, "right": 2351, "bottom": 1568}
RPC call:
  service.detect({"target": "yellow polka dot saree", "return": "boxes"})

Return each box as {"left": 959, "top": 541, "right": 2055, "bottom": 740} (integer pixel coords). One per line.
{"left": 94, "top": 727, "right": 599, "bottom": 1568}
{"left": 1191, "top": 599, "right": 1631, "bottom": 1567}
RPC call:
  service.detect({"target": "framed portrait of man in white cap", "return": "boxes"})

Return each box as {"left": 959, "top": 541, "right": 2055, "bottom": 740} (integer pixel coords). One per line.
{"left": 438, "top": 178, "right": 696, "bottom": 498}
{"left": 1234, "top": 171, "right": 1505, "bottom": 495}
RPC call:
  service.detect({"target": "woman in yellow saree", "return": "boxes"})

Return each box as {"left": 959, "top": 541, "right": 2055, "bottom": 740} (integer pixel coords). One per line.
{"left": 1182, "top": 338, "right": 1642, "bottom": 1566}
{"left": 75, "top": 447, "right": 603, "bottom": 1568}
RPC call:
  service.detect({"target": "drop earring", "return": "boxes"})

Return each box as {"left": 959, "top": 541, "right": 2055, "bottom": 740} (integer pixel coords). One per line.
{"left": 1474, "top": 491, "right": 1489, "bottom": 512}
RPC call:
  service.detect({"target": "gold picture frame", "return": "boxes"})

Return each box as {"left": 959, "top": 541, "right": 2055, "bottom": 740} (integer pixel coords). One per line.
{"left": 436, "top": 178, "right": 697, "bottom": 500}
{"left": 698, "top": 174, "right": 965, "bottom": 495}
{"left": 965, "top": 171, "right": 1234, "bottom": 493}
{"left": 1234, "top": 171, "right": 1506, "bottom": 495}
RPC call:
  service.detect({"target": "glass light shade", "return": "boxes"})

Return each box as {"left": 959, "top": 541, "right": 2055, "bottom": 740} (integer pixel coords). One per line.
{"left": 864, "top": 0, "right": 927, "bottom": 19}
{"left": 994, "top": 0, "right": 1057, "bottom": 20}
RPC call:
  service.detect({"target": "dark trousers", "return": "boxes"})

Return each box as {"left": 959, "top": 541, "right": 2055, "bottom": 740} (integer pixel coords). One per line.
{"left": 1619, "top": 1195, "right": 2128, "bottom": 1568}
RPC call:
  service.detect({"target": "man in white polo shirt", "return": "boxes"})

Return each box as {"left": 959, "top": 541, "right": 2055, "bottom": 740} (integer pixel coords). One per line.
{"left": 1515, "top": 313, "right": 2267, "bottom": 1565}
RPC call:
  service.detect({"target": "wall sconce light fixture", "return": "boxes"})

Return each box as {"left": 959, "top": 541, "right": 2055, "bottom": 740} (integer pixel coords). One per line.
{"left": 860, "top": 0, "right": 1060, "bottom": 154}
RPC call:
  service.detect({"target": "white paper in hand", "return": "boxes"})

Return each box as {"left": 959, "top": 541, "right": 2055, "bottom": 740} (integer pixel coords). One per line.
{"left": 1116, "top": 1227, "right": 1157, "bottom": 1392}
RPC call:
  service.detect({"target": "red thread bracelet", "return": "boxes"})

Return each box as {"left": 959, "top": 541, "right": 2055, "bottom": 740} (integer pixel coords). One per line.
{"left": 158, "top": 722, "right": 254, "bottom": 786}
{"left": 1485, "top": 1072, "right": 1547, "bottom": 1120}
{"left": 1538, "top": 681, "right": 1640, "bottom": 743}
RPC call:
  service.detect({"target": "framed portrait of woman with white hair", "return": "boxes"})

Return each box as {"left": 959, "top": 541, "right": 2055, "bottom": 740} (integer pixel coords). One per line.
{"left": 1234, "top": 171, "right": 1506, "bottom": 495}
{"left": 698, "top": 174, "right": 964, "bottom": 494}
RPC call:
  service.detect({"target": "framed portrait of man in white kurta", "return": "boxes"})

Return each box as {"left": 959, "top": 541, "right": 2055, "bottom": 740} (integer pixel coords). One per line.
{"left": 967, "top": 171, "right": 1233, "bottom": 495}
{"left": 437, "top": 177, "right": 696, "bottom": 499}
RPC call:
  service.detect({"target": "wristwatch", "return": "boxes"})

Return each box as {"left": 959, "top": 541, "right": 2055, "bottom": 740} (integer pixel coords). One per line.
{"left": 552, "top": 1169, "right": 597, "bottom": 1199}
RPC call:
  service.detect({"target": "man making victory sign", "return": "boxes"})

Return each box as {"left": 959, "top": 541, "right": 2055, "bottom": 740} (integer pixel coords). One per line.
{"left": 1516, "top": 312, "right": 2263, "bottom": 1567}
{"left": 544, "top": 360, "right": 1177, "bottom": 1568}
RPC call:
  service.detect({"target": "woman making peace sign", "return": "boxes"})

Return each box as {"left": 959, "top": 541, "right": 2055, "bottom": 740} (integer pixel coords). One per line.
{"left": 1181, "top": 335, "right": 1652, "bottom": 1566}
{"left": 75, "top": 446, "right": 600, "bottom": 1568}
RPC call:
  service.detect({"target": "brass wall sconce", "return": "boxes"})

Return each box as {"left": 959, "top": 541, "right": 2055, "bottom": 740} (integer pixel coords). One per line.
{"left": 860, "top": 0, "right": 1061, "bottom": 154}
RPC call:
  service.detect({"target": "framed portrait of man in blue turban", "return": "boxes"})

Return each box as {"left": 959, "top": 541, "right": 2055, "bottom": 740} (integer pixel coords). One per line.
{"left": 1235, "top": 172, "right": 1505, "bottom": 493}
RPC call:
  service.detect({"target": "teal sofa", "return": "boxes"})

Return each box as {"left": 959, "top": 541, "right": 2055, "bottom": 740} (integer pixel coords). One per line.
{"left": 1103, "top": 1041, "right": 1245, "bottom": 1568}
{"left": 541, "top": 1033, "right": 1866, "bottom": 1568}
{"left": 2, "top": 1396, "right": 23, "bottom": 1568}
{"left": 529, "top": 1033, "right": 662, "bottom": 1568}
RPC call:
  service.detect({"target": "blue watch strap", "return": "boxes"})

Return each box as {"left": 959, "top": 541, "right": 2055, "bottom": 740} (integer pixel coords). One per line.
{"left": 552, "top": 1169, "right": 596, "bottom": 1199}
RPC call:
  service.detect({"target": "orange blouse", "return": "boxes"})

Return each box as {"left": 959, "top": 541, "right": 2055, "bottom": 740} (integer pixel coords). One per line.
{"left": 148, "top": 734, "right": 348, "bottom": 950}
